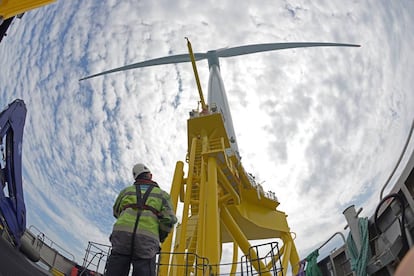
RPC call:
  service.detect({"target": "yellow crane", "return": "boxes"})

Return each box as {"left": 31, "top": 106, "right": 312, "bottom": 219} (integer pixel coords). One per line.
{"left": 80, "top": 39, "right": 359, "bottom": 275}
{"left": 0, "top": 0, "right": 55, "bottom": 43}
{"left": 0, "top": 0, "right": 55, "bottom": 22}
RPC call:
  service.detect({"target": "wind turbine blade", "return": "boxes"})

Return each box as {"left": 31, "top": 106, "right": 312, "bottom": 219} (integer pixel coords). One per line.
{"left": 216, "top": 42, "right": 360, "bottom": 58}
{"left": 79, "top": 53, "right": 207, "bottom": 81}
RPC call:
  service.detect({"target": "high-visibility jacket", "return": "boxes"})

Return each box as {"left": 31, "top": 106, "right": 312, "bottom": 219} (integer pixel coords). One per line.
{"left": 112, "top": 179, "right": 177, "bottom": 242}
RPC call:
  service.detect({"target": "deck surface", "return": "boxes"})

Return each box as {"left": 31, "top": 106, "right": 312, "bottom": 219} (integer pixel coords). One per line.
{"left": 0, "top": 236, "right": 49, "bottom": 276}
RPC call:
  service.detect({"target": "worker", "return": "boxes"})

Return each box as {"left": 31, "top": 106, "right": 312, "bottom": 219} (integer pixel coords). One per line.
{"left": 105, "top": 163, "right": 177, "bottom": 276}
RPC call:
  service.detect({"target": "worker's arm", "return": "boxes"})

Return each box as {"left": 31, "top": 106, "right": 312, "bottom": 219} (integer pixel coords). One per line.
{"left": 112, "top": 189, "right": 127, "bottom": 218}
{"left": 158, "top": 191, "right": 178, "bottom": 241}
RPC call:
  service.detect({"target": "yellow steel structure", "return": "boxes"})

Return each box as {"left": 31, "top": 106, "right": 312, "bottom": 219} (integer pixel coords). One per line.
{"left": 0, "top": 0, "right": 55, "bottom": 21}
{"left": 79, "top": 37, "right": 358, "bottom": 275}
{"left": 79, "top": 37, "right": 310, "bottom": 275}
{"left": 160, "top": 110, "right": 300, "bottom": 275}
{"left": 156, "top": 38, "right": 301, "bottom": 276}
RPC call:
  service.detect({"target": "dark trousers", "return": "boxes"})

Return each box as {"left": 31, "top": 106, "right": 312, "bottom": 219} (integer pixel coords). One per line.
{"left": 105, "top": 251, "right": 156, "bottom": 276}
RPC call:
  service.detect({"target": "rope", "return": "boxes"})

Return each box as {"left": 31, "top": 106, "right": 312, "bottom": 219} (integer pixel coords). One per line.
{"left": 305, "top": 250, "right": 322, "bottom": 276}
{"left": 346, "top": 217, "right": 371, "bottom": 276}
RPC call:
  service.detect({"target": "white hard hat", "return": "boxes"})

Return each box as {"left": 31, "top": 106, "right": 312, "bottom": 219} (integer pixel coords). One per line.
{"left": 132, "top": 163, "right": 151, "bottom": 179}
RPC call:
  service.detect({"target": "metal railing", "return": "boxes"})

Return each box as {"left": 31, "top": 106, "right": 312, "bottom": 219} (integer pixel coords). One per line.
{"left": 81, "top": 241, "right": 111, "bottom": 275}
{"left": 241, "top": 241, "right": 283, "bottom": 276}
{"left": 28, "top": 225, "right": 75, "bottom": 261}
{"left": 95, "top": 240, "right": 284, "bottom": 275}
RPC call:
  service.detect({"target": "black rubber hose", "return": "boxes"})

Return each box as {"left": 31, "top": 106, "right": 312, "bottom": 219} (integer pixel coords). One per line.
{"left": 374, "top": 193, "right": 408, "bottom": 249}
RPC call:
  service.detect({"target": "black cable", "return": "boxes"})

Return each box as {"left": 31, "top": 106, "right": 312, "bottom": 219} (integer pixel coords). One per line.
{"left": 130, "top": 184, "right": 143, "bottom": 262}
{"left": 374, "top": 193, "right": 408, "bottom": 250}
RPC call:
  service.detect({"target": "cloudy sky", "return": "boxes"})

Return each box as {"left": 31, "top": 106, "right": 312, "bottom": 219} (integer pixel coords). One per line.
{"left": 1, "top": 0, "right": 414, "bottom": 272}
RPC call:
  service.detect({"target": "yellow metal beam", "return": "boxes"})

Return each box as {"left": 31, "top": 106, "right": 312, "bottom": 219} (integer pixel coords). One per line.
{"left": 196, "top": 136, "right": 208, "bottom": 258}
{"left": 230, "top": 242, "right": 238, "bottom": 275}
{"left": 221, "top": 206, "right": 271, "bottom": 276}
{"left": 204, "top": 157, "right": 220, "bottom": 273}
{"left": 185, "top": 38, "right": 207, "bottom": 111}
{"left": 0, "top": 0, "right": 55, "bottom": 20}
{"left": 217, "top": 166, "right": 241, "bottom": 205}
{"left": 173, "top": 138, "right": 198, "bottom": 275}
{"left": 280, "top": 237, "right": 292, "bottom": 276}
{"left": 159, "top": 161, "right": 184, "bottom": 276}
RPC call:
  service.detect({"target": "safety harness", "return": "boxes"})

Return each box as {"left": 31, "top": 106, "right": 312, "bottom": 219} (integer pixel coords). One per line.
{"left": 129, "top": 182, "right": 158, "bottom": 259}
{"left": 122, "top": 202, "right": 161, "bottom": 218}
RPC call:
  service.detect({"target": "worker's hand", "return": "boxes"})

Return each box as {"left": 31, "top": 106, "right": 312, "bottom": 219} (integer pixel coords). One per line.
{"left": 159, "top": 230, "right": 168, "bottom": 242}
